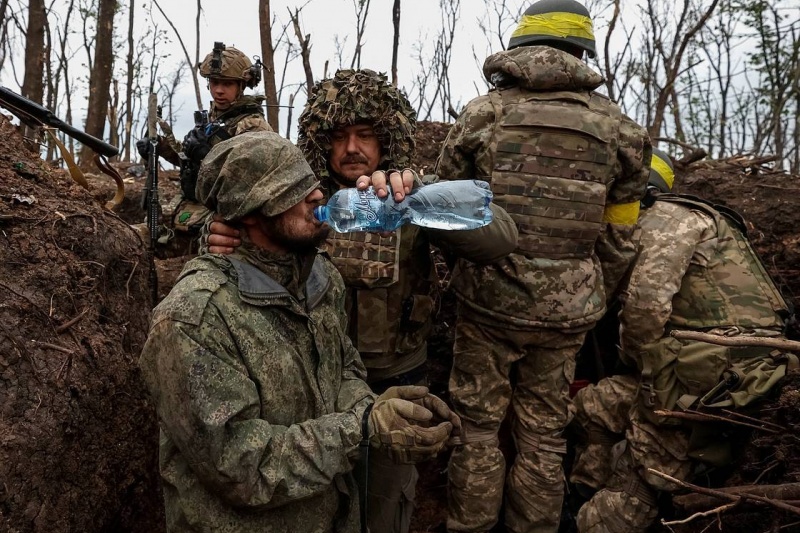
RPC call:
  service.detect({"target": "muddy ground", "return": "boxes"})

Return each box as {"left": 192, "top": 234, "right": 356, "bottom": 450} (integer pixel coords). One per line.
{"left": 2, "top": 116, "right": 800, "bottom": 532}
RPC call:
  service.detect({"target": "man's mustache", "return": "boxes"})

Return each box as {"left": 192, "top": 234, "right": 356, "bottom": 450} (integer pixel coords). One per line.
{"left": 341, "top": 155, "right": 368, "bottom": 165}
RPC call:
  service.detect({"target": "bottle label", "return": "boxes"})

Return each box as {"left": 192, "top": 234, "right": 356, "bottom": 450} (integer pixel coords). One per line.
{"left": 355, "top": 189, "right": 379, "bottom": 223}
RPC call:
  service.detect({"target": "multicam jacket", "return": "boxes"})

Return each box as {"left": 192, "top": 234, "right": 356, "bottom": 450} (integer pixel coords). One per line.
{"left": 139, "top": 248, "right": 374, "bottom": 533}
{"left": 620, "top": 196, "right": 792, "bottom": 414}
{"left": 207, "top": 95, "right": 271, "bottom": 138}
{"left": 436, "top": 46, "right": 650, "bottom": 329}
{"left": 159, "top": 95, "right": 271, "bottom": 167}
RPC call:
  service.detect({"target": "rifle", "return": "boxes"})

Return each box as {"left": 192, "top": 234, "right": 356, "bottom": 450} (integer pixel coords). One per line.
{"left": 146, "top": 93, "right": 160, "bottom": 305}
{"left": 0, "top": 86, "right": 125, "bottom": 209}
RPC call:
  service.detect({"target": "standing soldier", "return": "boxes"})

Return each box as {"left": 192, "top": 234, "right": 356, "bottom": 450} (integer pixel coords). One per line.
{"left": 571, "top": 148, "right": 797, "bottom": 532}
{"left": 138, "top": 42, "right": 271, "bottom": 238}
{"left": 434, "top": 1, "right": 651, "bottom": 531}
{"left": 207, "top": 69, "right": 518, "bottom": 533}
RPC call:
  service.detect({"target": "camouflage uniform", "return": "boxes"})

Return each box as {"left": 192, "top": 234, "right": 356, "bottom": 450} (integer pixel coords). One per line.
{"left": 139, "top": 132, "right": 375, "bottom": 532}
{"left": 435, "top": 46, "right": 650, "bottom": 533}
{"left": 573, "top": 195, "right": 796, "bottom": 533}
{"left": 160, "top": 95, "right": 271, "bottom": 233}
{"left": 297, "top": 70, "right": 518, "bottom": 533}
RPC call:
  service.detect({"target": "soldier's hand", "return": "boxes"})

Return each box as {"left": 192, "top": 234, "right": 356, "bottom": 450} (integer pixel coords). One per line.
{"left": 356, "top": 169, "right": 417, "bottom": 202}
{"left": 183, "top": 126, "right": 211, "bottom": 162}
{"left": 207, "top": 214, "right": 241, "bottom": 255}
{"left": 369, "top": 385, "right": 454, "bottom": 464}
{"left": 136, "top": 138, "right": 152, "bottom": 161}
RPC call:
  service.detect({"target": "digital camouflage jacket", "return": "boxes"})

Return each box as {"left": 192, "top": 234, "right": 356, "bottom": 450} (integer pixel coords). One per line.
{"left": 620, "top": 196, "right": 793, "bottom": 415}
{"left": 139, "top": 248, "right": 374, "bottom": 533}
{"left": 437, "top": 46, "right": 651, "bottom": 329}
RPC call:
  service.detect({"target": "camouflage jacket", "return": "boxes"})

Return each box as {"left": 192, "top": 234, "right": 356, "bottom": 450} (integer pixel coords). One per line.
{"left": 436, "top": 46, "right": 650, "bottom": 329}
{"left": 159, "top": 95, "right": 271, "bottom": 167}
{"left": 208, "top": 95, "right": 271, "bottom": 139}
{"left": 619, "top": 196, "right": 792, "bottom": 414}
{"left": 139, "top": 248, "right": 373, "bottom": 533}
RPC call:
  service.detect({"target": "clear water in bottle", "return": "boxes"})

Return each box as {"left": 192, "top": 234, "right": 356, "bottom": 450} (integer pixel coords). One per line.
{"left": 314, "top": 180, "right": 494, "bottom": 233}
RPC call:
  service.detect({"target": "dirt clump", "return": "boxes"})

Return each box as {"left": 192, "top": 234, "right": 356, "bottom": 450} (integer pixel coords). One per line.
{"left": 0, "top": 115, "right": 164, "bottom": 532}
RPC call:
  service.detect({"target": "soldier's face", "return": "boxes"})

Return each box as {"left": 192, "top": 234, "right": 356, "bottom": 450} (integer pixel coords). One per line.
{"left": 209, "top": 78, "right": 241, "bottom": 110}
{"left": 260, "top": 188, "right": 329, "bottom": 253}
{"left": 328, "top": 124, "right": 381, "bottom": 183}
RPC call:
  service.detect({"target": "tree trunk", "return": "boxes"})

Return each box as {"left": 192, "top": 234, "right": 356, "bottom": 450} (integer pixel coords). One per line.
{"left": 391, "top": 0, "right": 400, "bottom": 86}
{"left": 123, "top": 0, "right": 135, "bottom": 161}
{"left": 21, "top": 0, "right": 46, "bottom": 148}
{"left": 81, "top": 0, "right": 117, "bottom": 167}
{"left": 258, "top": 0, "right": 279, "bottom": 131}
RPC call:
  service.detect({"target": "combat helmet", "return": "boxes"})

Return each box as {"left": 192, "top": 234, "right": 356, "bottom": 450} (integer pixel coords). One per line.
{"left": 296, "top": 69, "right": 416, "bottom": 183}
{"left": 508, "top": 0, "right": 596, "bottom": 59}
{"left": 648, "top": 147, "right": 675, "bottom": 193}
{"left": 199, "top": 42, "right": 261, "bottom": 89}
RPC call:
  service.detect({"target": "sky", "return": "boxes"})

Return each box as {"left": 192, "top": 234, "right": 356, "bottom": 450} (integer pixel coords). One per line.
{"left": 154, "top": 0, "right": 531, "bottom": 137}
{"left": 1, "top": 0, "right": 634, "bottom": 148}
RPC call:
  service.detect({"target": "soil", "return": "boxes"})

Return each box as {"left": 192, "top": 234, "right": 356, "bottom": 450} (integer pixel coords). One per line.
{"left": 0, "top": 114, "right": 164, "bottom": 532}
{"left": 3, "top": 115, "right": 800, "bottom": 533}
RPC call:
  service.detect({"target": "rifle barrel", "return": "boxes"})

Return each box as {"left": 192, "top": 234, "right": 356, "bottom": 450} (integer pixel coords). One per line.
{"left": 0, "top": 85, "right": 118, "bottom": 158}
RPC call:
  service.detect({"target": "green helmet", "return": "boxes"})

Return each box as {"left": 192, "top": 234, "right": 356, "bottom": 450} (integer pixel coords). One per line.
{"left": 296, "top": 69, "right": 416, "bottom": 183}
{"left": 508, "top": 0, "right": 596, "bottom": 59}
{"left": 196, "top": 131, "right": 320, "bottom": 220}
{"left": 648, "top": 147, "right": 675, "bottom": 193}
{"left": 199, "top": 42, "right": 260, "bottom": 89}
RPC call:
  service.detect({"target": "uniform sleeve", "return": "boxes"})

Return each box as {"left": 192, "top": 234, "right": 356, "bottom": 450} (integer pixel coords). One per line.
{"left": 596, "top": 114, "right": 652, "bottom": 300}
{"left": 139, "top": 306, "right": 370, "bottom": 511}
{"left": 234, "top": 113, "right": 272, "bottom": 135}
{"left": 619, "top": 207, "right": 717, "bottom": 353}
{"left": 425, "top": 203, "right": 518, "bottom": 265}
{"left": 434, "top": 95, "right": 495, "bottom": 182}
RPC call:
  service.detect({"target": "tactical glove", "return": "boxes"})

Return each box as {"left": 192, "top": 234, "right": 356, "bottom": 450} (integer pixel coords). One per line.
{"left": 369, "top": 385, "right": 460, "bottom": 464}
{"left": 182, "top": 126, "right": 211, "bottom": 163}
{"left": 136, "top": 138, "right": 152, "bottom": 161}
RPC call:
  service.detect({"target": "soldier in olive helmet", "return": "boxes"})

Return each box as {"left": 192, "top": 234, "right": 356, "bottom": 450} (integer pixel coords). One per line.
{"left": 206, "top": 69, "right": 519, "bottom": 533}
{"left": 137, "top": 42, "right": 271, "bottom": 241}
{"left": 139, "top": 131, "right": 461, "bottom": 533}
{"left": 570, "top": 148, "right": 797, "bottom": 533}
{"left": 434, "top": 1, "right": 652, "bottom": 531}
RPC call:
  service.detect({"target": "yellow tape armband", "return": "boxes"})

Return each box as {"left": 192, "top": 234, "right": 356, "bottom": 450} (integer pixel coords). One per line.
{"left": 602, "top": 201, "right": 640, "bottom": 225}
{"left": 511, "top": 12, "right": 595, "bottom": 41}
{"left": 650, "top": 154, "right": 675, "bottom": 190}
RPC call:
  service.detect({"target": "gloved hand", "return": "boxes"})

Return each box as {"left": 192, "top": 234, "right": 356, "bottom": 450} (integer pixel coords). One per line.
{"left": 369, "top": 385, "right": 460, "bottom": 464}
{"left": 136, "top": 138, "right": 152, "bottom": 161}
{"left": 182, "top": 126, "right": 211, "bottom": 162}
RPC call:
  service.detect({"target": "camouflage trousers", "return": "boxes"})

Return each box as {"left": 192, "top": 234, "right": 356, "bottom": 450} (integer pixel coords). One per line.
{"left": 571, "top": 375, "right": 693, "bottom": 533}
{"left": 447, "top": 311, "right": 590, "bottom": 533}
{"left": 353, "top": 448, "right": 417, "bottom": 533}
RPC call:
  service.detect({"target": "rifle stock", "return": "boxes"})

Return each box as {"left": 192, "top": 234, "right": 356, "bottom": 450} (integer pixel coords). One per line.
{"left": 0, "top": 85, "right": 119, "bottom": 157}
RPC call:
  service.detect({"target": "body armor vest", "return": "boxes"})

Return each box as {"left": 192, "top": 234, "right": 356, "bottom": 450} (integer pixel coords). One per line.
{"left": 658, "top": 194, "right": 789, "bottom": 330}
{"left": 322, "top": 205, "right": 436, "bottom": 380}
{"left": 488, "top": 87, "right": 621, "bottom": 259}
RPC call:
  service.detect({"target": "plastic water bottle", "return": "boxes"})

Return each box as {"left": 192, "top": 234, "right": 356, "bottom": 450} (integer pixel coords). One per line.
{"left": 314, "top": 180, "right": 494, "bottom": 233}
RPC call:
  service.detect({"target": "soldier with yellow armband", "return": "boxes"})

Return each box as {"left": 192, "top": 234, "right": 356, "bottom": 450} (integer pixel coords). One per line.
{"left": 434, "top": 1, "right": 651, "bottom": 531}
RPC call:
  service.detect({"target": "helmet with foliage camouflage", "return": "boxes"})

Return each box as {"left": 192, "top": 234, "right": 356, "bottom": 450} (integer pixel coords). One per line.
{"left": 199, "top": 42, "right": 260, "bottom": 89}
{"left": 196, "top": 131, "right": 320, "bottom": 220}
{"left": 508, "top": 0, "right": 596, "bottom": 59}
{"left": 648, "top": 147, "right": 675, "bottom": 193}
{"left": 296, "top": 69, "right": 416, "bottom": 182}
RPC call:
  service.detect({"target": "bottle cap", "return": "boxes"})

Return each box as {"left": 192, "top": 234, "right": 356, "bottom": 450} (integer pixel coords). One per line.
{"left": 313, "top": 205, "right": 328, "bottom": 222}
